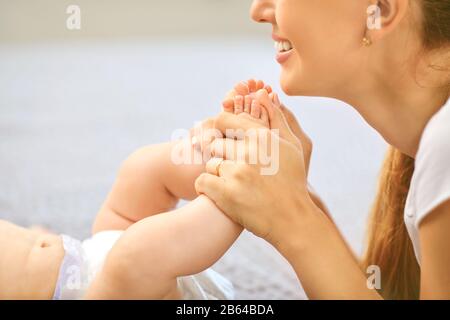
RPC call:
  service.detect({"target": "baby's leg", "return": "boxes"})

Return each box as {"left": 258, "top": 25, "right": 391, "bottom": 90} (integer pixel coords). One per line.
{"left": 93, "top": 138, "right": 207, "bottom": 233}
{"left": 85, "top": 195, "right": 242, "bottom": 299}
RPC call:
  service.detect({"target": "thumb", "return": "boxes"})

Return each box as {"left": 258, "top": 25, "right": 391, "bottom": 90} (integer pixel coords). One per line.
{"left": 195, "top": 173, "right": 227, "bottom": 207}
{"left": 270, "top": 104, "right": 302, "bottom": 149}
{"left": 214, "top": 111, "right": 263, "bottom": 135}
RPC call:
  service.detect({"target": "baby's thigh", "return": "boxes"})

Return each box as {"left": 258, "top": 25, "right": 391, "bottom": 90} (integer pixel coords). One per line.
{"left": 85, "top": 224, "right": 180, "bottom": 299}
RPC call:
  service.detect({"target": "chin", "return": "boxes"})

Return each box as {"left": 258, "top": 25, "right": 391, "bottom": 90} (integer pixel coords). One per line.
{"left": 280, "top": 71, "right": 301, "bottom": 96}
{"left": 280, "top": 68, "right": 325, "bottom": 97}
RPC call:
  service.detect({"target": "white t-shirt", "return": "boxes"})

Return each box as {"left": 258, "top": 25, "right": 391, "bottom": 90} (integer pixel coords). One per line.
{"left": 405, "top": 98, "right": 450, "bottom": 264}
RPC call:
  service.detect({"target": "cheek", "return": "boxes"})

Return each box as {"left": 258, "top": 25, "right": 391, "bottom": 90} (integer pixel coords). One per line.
{"left": 279, "top": 1, "right": 354, "bottom": 58}
{"left": 276, "top": 0, "right": 367, "bottom": 95}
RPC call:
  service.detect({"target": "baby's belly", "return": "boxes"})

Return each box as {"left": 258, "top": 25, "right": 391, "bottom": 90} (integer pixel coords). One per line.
{"left": 0, "top": 220, "right": 65, "bottom": 299}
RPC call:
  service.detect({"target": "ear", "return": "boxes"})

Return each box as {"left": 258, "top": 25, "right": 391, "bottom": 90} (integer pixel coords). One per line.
{"left": 366, "top": 0, "right": 410, "bottom": 42}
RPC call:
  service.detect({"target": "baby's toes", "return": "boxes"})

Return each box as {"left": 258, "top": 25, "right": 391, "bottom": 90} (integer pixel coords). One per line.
{"left": 247, "top": 79, "right": 257, "bottom": 93}
{"left": 244, "top": 95, "right": 252, "bottom": 114}
{"left": 222, "top": 99, "right": 234, "bottom": 113}
{"left": 234, "top": 95, "right": 244, "bottom": 114}
{"left": 234, "top": 81, "right": 250, "bottom": 96}
{"left": 250, "top": 100, "right": 262, "bottom": 119}
{"left": 256, "top": 79, "right": 265, "bottom": 91}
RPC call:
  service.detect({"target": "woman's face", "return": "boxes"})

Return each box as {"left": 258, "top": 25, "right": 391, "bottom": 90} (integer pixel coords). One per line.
{"left": 251, "top": 0, "right": 372, "bottom": 97}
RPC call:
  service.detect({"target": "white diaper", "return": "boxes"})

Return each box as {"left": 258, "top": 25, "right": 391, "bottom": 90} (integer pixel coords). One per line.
{"left": 52, "top": 231, "right": 234, "bottom": 300}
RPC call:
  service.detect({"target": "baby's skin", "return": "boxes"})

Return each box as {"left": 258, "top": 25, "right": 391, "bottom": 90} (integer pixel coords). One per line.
{"left": 0, "top": 79, "right": 300, "bottom": 299}
{"left": 0, "top": 221, "right": 64, "bottom": 299}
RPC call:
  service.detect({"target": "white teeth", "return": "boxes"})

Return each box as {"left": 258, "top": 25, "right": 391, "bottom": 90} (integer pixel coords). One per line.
{"left": 278, "top": 42, "right": 284, "bottom": 51}
{"left": 274, "top": 40, "right": 293, "bottom": 52}
{"left": 283, "top": 41, "right": 292, "bottom": 51}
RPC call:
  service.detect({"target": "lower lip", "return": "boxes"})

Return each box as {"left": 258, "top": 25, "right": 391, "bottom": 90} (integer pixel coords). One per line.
{"left": 276, "top": 49, "right": 293, "bottom": 64}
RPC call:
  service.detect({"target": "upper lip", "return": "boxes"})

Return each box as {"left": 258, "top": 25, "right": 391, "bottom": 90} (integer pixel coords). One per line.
{"left": 272, "top": 33, "right": 289, "bottom": 42}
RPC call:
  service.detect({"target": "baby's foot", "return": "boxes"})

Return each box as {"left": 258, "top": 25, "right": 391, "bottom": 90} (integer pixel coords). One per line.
{"left": 222, "top": 80, "right": 301, "bottom": 148}
{"left": 235, "top": 79, "right": 272, "bottom": 97}
{"left": 253, "top": 89, "right": 302, "bottom": 149}
{"left": 222, "top": 79, "right": 273, "bottom": 126}
{"left": 224, "top": 79, "right": 272, "bottom": 102}
{"left": 223, "top": 88, "right": 299, "bottom": 147}
{"left": 232, "top": 93, "right": 270, "bottom": 128}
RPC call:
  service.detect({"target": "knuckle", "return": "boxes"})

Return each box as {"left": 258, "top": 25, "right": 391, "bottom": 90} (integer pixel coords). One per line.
{"left": 231, "top": 166, "right": 243, "bottom": 180}
{"left": 221, "top": 184, "right": 232, "bottom": 201}
{"left": 208, "top": 146, "right": 215, "bottom": 158}
{"left": 233, "top": 163, "right": 249, "bottom": 181}
{"left": 195, "top": 173, "right": 207, "bottom": 188}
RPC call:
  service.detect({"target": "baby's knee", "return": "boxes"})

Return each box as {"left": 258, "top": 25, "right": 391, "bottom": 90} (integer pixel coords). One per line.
{"left": 118, "top": 146, "right": 157, "bottom": 177}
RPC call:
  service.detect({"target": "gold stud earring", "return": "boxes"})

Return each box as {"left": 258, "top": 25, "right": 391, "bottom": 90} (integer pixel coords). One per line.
{"left": 362, "top": 37, "right": 372, "bottom": 47}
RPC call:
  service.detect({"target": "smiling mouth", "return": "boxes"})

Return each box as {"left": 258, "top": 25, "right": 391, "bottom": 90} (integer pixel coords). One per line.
{"left": 274, "top": 40, "right": 293, "bottom": 53}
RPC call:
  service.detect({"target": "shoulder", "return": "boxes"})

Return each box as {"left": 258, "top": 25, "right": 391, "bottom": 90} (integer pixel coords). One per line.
{"left": 410, "top": 99, "right": 450, "bottom": 225}
{"left": 417, "top": 100, "right": 450, "bottom": 163}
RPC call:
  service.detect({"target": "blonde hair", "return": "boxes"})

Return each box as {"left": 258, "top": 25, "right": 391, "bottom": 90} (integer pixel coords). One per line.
{"left": 362, "top": 148, "right": 419, "bottom": 299}
{"left": 361, "top": 0, "right": 450, "bottom": 300}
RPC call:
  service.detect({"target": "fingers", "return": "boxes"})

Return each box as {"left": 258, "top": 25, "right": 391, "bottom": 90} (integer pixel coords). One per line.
{"left": 205, "top": 158, "right": 234, "bottom": 176}
{"left": 205, "top": 157, "right": 223, "bottom": 175}
{"left": 271, "top": 105, "right": 296, "bottom": 142}
{"left": 209, "top": 138, "right": 245, "bottom": 160}
{"left": 270, "top": 92, "right": 281, "bottom": 107}
{"left": 190, "top": 118, "right": 223, "bottom": 152}
{"left": 255, "top": 89, "right": 274, "bottom": 119}
{"left": 195, "top": 173, "right": 226, "bottom": 204}
{"left": 260, "top": 103, "right": 269, "bottom": 124}
{"left": 214, "top": 111, "right": 266, "bottom": 135}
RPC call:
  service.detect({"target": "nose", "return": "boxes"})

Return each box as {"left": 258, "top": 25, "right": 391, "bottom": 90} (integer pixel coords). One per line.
{"left": 250, "top": 0, "right": 276, "bottom": 24}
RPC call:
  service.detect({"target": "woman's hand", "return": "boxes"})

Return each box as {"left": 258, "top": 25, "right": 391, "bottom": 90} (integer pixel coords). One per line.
{"left": 195, "top": 112, "right": 380, "bottom": 300}
{"left": 189, "top": 117, "right": 221, "bottom": 152}
{"left": 224, "top": 78, "right": 313, "bottom": 174}
{"left": 193, "top": 79, "right": 326, "bottom": 219}
{"left": 194, "top": 111, "right": 321, "bottom": 248}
